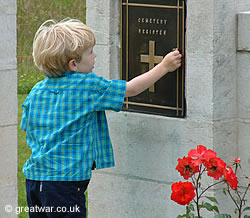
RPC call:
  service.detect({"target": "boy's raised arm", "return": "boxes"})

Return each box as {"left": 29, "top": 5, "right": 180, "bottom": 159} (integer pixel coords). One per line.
{"left": 125, "top": 50, "right": 182, "bottom": 97}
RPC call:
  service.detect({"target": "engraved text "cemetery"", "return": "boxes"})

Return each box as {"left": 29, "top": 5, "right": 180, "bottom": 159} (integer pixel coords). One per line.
{"left": 137, "top": 17, "right": 168, "bottom": 36}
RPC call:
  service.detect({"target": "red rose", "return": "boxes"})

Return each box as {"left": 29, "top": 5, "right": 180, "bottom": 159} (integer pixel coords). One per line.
{"left": 204, "top": 157, "right": 226, "bottom": 180}
{"left": 224, "top": 166, "right": 238, "bottom": 191}
{"left": 171, "top": 181, "right": 196, "bottom": 205}
{"left": 233, "top": 157, "right": 240, "bottom": 163}
{"left": 176, "top": 156, "right": 200, "bottom": 179}
{"left": 188, "top": 145, "right": 217, "bottom": 163}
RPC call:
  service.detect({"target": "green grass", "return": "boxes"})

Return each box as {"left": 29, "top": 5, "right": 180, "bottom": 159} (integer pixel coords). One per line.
{"left": 18, "top": 94, "right": 30, "bottom": 218}
{"left": 17, "top": 0, "right": 86, "bottom": 94}
{"left": 17, "top": 0, "right": 86, "bottom": 216}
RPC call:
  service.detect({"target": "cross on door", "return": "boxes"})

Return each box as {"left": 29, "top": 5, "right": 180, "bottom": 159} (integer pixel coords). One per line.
{"left": 140, "top": 40, "right": 163, "bottom": 92}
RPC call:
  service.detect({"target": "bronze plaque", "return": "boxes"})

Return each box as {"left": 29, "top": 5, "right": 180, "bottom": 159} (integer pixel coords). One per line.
{"left": 121, "top": 0, "right": 186, "bottom": 117}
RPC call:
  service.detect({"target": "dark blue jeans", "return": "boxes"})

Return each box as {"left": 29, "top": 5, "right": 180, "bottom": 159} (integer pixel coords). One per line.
{"left": 26, "top": 179, "right": 90, "bottom": 218}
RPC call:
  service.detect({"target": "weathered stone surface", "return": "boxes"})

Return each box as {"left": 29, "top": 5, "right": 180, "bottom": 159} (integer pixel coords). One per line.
{"left": 0, "top": 15, "right": 16, "bottom": 71}
{"left": 238, "top": 12, "right": 250, "bottom": 51}
{"left": 0, "top": 70, "right": 17, "bottom": 126}
{"left": 213, "top": 53, "right": 237, "bottom": 121}
{"left": 0, "top": 0, "right": 16, "bottom": 14}
{"left": 87, "top": 0, "right": 120, "bottom": 80}
{"left": 0, "top": 1, "right": 17, "bottom": 217}
{"left": 0, "top": 184, "right": 18, "bottom": 218}
{"left": 88, "top": 171, "right": 184, "bottom": 218}
{"left": 86, "top": 0, "right": 111, "bottom": 45}
{"left": 213, "top": 120, "right": 238, "bottom": 162}
{"left": 106, "top": 111, "right": 213, "bottom": 182}
{"left": 237, "top": 0, "right": 250, "bottom": 13}
{"left": 186, "top": 55, "right": 213, "bottom": 121}
{"left": 237, "top": 11, "right": 250, "bottom": 208}
{"left": 93, "top": 45, "right": 111, "bottom": 79}
{"left": 238, "top": 52, "right": 250, "bottom": 119}
{"left": 238, "top": 121, "right": 250, "bottom": 176}
{"left": 0, "top": 125, "right": 17, "bottom": 186}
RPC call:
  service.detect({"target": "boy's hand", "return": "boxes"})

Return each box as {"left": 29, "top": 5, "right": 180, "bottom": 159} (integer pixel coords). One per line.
{"left": 125, "top": 49, "right": 182, "bottom": 97}
{"left": 160, "top": 49, "right": 182, "bottom": 73}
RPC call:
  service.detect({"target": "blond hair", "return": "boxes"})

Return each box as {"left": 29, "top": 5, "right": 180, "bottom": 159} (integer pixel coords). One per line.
{"left": 33, "top": 18, "right": 96, "bottom": 77}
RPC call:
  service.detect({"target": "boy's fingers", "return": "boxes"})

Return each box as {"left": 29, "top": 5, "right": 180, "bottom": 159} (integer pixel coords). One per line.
{"left": 172, "top": 51, "right": 181, "bottom": 57}
{"left": 172, "top": 48, "right": 179, "bottom": 51}
{"left": 175, "top": 61, "right": 181, "bottom": 66}
{"left": 172, "top": 50, "right": 179, "bottom": 54}
{"left": 173, "top": 54, "right": 182, "bottom": 61}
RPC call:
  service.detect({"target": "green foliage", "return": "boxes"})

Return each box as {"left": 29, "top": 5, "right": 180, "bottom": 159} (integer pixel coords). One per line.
{"left": 177, "top": 204, "right": 196, "bottom": 218}
{"left": 214, "top": 215, "right": 231, "bottom": 218}
{"left": 204, "top": 196, "right": 219, "bottom": 205}
{"left": 17, "top": 0, "right": 86, "bottom": 94}
{"left": 243, "top": 207, "right": 250, "bottom": 213}
{"left": 199, "top": 202, "right": 219, "bottom": 214}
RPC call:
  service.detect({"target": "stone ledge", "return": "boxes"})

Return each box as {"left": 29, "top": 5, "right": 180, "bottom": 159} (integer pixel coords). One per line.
{"left": 237, "top": 11, "right": 250, "bottom": 51}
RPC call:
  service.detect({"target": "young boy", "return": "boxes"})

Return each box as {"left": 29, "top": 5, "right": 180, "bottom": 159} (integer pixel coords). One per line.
{"left": 21, "top": 18, "right": 182, "bottom": 217}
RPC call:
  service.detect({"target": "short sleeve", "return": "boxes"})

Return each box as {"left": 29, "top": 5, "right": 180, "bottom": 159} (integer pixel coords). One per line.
{"left": 20, "top": 95, "right": 30, "bottom": 131}
{"left": 88, "top": 73, "right": 126, "bottom": 112}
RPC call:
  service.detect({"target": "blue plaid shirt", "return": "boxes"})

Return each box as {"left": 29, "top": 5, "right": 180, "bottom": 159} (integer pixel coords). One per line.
{"left": 21, "top": 72, "right": 126, "bottom": 181}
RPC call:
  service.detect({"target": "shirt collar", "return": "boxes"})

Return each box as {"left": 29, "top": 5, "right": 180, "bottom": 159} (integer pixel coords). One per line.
{"left": 62, "top": 71, "right": 77, "bottom": 77}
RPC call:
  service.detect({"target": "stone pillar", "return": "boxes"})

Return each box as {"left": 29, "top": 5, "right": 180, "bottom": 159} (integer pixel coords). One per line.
{"left": 86, "top": 0, "right": 249, "bottom": 217}
{"left": 0, "top": 0, "right": 18, "bottom": 217}
{"left": 86, "top": 0, "right": 120, "bottom": 80}
{"left": 237, "top": 11, "right": 250, "bottom": 201}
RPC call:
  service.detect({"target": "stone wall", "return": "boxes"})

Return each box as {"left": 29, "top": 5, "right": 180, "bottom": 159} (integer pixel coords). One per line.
{"left": 0, "top": 0, "right": 18, "bottom": 217}
{"left": 87, "top": 0, "right": 250, "bottom": 217}
{"left": 237, "top": 11, "right": 250, "bottom": 190}
{"left": 237, "top": 0, "right": 250, "bottom": 12}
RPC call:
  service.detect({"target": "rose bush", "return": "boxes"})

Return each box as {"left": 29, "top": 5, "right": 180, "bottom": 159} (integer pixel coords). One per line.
{"left": 171, "top": 145, "right": 249, "bottom": 218}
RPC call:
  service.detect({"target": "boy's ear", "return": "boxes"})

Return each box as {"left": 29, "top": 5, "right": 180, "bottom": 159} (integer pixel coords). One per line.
{"left": 68, "top": 59, "right": 77, "bottom": 72}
